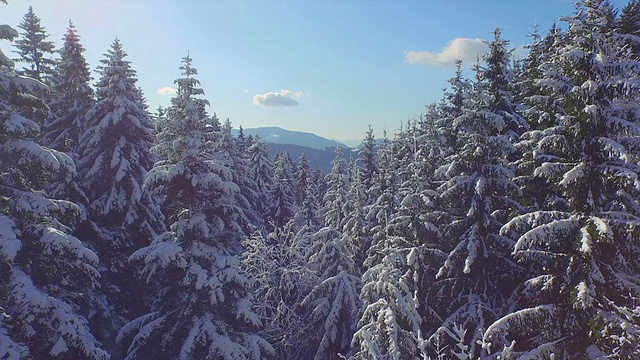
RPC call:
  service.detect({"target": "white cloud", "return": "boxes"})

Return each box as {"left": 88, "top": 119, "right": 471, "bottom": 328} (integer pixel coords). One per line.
{"left": 405, "top": 38, "right": 489, "bottom": 67}
{"left": 157, "top": 86, "right": 177, "bottom": 95}
{"left": 253, "top": 90, "right": 303, "bottom": 107}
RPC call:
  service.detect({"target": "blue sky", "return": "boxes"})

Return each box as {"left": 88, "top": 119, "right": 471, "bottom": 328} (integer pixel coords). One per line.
{"left": 1, "top": 0, "right": 631, "bottom": 143}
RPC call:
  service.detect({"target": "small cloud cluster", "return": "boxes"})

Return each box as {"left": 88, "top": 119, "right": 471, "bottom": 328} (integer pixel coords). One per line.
{"left": 406, "top": 38, "right": 489, "bottom": 67}
{"left": 157, "top": 86, "right": 177, "bottom": 95}
{"left": 253, "top": 89, "right": 303, "bottom": 107}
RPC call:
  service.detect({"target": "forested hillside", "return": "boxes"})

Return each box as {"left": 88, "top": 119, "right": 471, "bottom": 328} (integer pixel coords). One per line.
{"left": 2, "top": 0, "right": 640, "bottom": 359}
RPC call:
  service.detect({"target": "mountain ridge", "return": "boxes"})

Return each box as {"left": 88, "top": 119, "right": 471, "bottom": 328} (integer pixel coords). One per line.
{"left": 233, "top": 126, "right": 352, "bottom": 150}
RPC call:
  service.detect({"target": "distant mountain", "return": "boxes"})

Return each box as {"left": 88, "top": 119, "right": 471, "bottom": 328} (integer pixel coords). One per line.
{"left": 234, "top": 127, "right": 350, "bottom": 150}
{"left": 266, "top": 144, "right": 358, "bottom": 173}
{"left": 340, "top": 139, "right": 364, "bottom": 148}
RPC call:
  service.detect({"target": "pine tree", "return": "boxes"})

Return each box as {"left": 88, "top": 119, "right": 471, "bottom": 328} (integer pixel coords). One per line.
{"left": 236, "top": 125, "right": 248, "bottom": 152}
{"left": 0, "top": 14, "right": 107, "bottom": 358}
{"left": 311, "top": 167, "right": 327, "bottom": 205}
{"left": 342, "top": 162, "right": 369, "bottom": 270}
{"left": 293, "top": 174, "right": 322, "bottom": 233}
{"left": 323, "top": 146, "right": 349, "bottom": 230}
{"left": 617, "top": 0, "right": 640, "bottom": 55}
{"left": 122, "top": 55, "right": 272, "bottom": 359}
{"left": 431, "top": 28, "right": 525, "bottom": 356}
{"left": 12, "top": 6, "right": 56, "bottom": 84}
{"left": 296, "top": 150, "right": 311, "bottom": 206}
{"left": 266, "top": 150, "right": 297, "bottom": 229}
{"left": 44, "top": 20, "right": 95, "bottom": 155}
{"left": 483, "top": 2, "right": 640, "bottom": 357}
{"left": 364, "top": 134, "right": 400, "bottom": 268}
{"left": 512, "top": 23, "right": 567, "bottom": 215}
{"left": 358, "top": 125, "right": 378, "bottom": 203}
{"left": 76, "top": 38, "right": 164, "bottom": 347}
{"left": 247, "top": 136, "right": 274, "bottom": 221}
{"left": 302, "top": 227, "right": 361, "bottom": 360}
{"left": 217, "top": 118, "right": 263, "bottom": 230}
{"left": 352, "top": 128, "right": 444, "bottom": 360}
{"left": 242, "top": 224, "right": 316, "bottom": 360}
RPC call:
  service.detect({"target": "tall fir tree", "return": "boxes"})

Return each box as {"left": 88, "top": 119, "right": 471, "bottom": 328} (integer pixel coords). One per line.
{"left": 247, "top": 136, "right": 274, "bottom": 223}
{"left": 296, "top": 150, "right": 311, "bottom": 207}
{"left": 431, "top": 28, "right": 525, "bottom": 356}
{"left": 121, "top": 55, "right": 272, "bottom": 359}
{"left": 76, "top": 38, "right": 164, "bottom": 348}
{"left": 12, "top": 6, "right": 56, "bottom": 84}
{"left": 266, "top": 150, "right": 298, "bottom": 229}
{"left": 483, "top": 1, "right": 640, "bottom": 357}
{"left": 0, "top": 13, "right": 107, "bottom": 359}
{"left": 358, "top": 125, "right": 378, "bottom": 204}
{"left": 242, "top": 223, "right": 316, "bottom": 360}
{"left": 44, "top": 20, "right": 95, "bottom": 155}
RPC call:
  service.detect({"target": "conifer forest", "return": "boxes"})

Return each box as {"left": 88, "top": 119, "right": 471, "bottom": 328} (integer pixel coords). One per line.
{"left": 3, "top": 0, "right": 640, "bottom": 359}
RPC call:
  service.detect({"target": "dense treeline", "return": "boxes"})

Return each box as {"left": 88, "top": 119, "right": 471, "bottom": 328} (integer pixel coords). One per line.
{"left": 2, "top": 0, "right": 640, "bottom": 359}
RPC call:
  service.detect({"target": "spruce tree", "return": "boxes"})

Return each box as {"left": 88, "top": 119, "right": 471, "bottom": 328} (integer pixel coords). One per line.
{"left": 217, "top": 119, "right": 263, "bottom": 229}
{"left": 44, "top": 20, "right": 95, "bottom": 155}
{"left": 483, "top": 1, "right": 640, "bottom": 357}
{"left": 296, "top": 150, "right": 311, "bottom": 207}
{"left": 302, "top": 226, "right": 361, "bottom": 360}
{"left": 431, "top": 28, "right": 525, "bottom": 356}
{"left": 12, "top": 6, "right": 56, "bottom": 84}
{"left": 323, "top": 146, "right": 349, "bottom": 230}
{"left": 247, "top": 136, "right": 274, "bottom": 221}
{"left": 0, "top": 15, "right": 107, "bottom": 359}
{"left": 76, "top": 38, "right": 164, "bottom": 347}
{"left": 358, "top": 125, "right": 378, "bottom": 203}
{"left": 266, "top": 150, "right": 297, "bottom": 229}
{"left": 242, "top": 224, "right": 316, "bottom": 360}
{"left": 122, "top": 55, "right": 272, "bottom": 359}
{"left": 618, "top": 0, "right": 640, "bottom": 56}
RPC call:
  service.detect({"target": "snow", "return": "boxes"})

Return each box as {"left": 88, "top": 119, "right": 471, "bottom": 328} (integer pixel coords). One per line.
{"left": 50, "top": 337, "right": 69, "bottom": 356}
{"left": 0, "top": 24, "right": 18, "bottom": 41}
{"left": 559, "top": 162, "right": 585, "bottom": 186}
{"left": 41, "top": 226, "right": 99, "bottom": 265}
{"left": 514, "top": 218, "right": 579, "bottom": 254}
{"left": 0, "top": 215, "right": 21, "bottom": 262}
{"left": 579, "top": 226, "right": 593, "bottom": 254}
{"left": 9, "top": 269, "right": 109, "bottom": 360}
{"left": 4, "top": 113, "right": 39, "bottom": 136}
{"left": 575, "top": 281, "right": 595, "bottom": 310}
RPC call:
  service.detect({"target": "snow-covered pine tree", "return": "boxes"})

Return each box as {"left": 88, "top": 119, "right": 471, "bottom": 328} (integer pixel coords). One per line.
{"left": 266, "top": 149, "right": 297, "bottom": 229}
{"left": 431, "top": 28, "right": 526, "bottom": 357}
{"left": 0, "top": 15, "right": 107, "bottom": 359}
{"left": 302, "top": 227, "right": 361, "bottom": 360}
{"left": 322, "top": 146, "right": 349, "bottom": 230}
{"left": 217, "top": 119, "right": 263, "bottom": 230}
{"left": 12, "top": 6, "right": 56, "bottom": 84}
{"left": 242, "top": 223, "right": 316, "bottom": 360}
{"left": 618, "top": 0, "right": 640, "bottom": 55}
{"left": 296, "top": 150, "right": 311, "bottom": 207}
{"left": 342, "top": 162, "right": 369, "bottom": 270}
{"left": 122, "top": 55, "right": 272, "bottom": 360}
{"left": 76, "top": 38, "right": 164, "bottom": 347}
{"left": 247, "top": 136, "right": 274, "bottom": 220}
{"left": 293, "top": 172, "right": 322, "bottom": 234}
{"left": 288, "top": 145, "right": 360, "bottom": 360}
{"left": 44, "top": 20, "right": 95, "bottom": 155}
{"left": 358, "top": 125, "right": 378, "bottom": 205}
{"left": 311, "top": 166, "right": 327, "bottom": 205}
{"left": 484, "top": 2, "right": 640, "bottom": 357}
{"left": 430, "top": 59, "right": 471, "bottom": 163}
{"left": 352, "top": 139, "right": 445, "bottom": 360}
{"left": 512, "top": 23, "right": 567, "bottom": 215}
{"left": 363, "top": 133, "right": 400, "bottom": 268}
